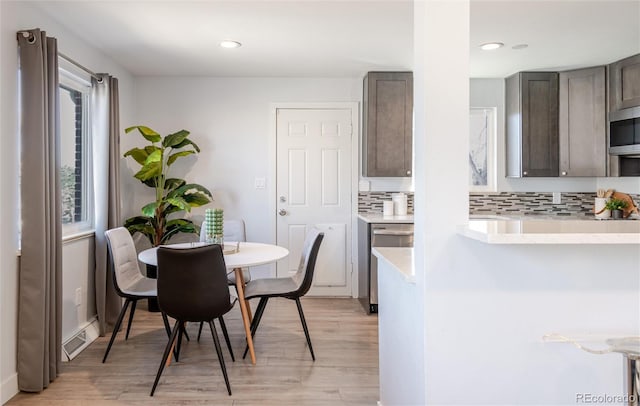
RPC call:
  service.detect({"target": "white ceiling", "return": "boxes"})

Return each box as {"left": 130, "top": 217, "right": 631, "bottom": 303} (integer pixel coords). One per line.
{"left": 32, "top": 0, "right": 640, "bottom": 78}
{"left": 470, "top": 0, "right": 640, "bottom": 78}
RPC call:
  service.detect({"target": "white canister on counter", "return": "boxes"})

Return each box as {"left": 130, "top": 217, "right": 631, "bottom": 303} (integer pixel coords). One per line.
{"left": 391, "top": 193, "right": 408, "bottom": 215}
{"left": 594, "top": 197, "right": 610, "bottom": 219}
{"left": 382, "top": 200, "right": 394, "bottom": 216}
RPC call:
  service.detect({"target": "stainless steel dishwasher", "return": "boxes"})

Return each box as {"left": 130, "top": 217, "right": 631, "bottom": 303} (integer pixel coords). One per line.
{"left": 367, "top": 223, "right": 414, "bottom": 313}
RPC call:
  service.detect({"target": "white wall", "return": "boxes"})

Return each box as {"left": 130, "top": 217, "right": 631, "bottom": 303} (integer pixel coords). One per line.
{"left": 470, "top": 78, "right": 640, "bottom": 195}
{"left": 410, "top": 2, "right": 640, "bottom": 405}
{"left": 60, "top": 237, "right": 96, "bottom": 344}
{"left": 0, "top": 2, "right": 134, "bottom": 402}
{"left": 130, "top": 77, "right": 361, "bottom": 275}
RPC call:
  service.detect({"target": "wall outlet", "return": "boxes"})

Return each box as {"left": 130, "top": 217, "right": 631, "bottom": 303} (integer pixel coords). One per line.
{"left": 75, "top": 288, "right": 82, "bottom": 306}
{"left": 552, "top": 192, "right": 561, "bottom": 204}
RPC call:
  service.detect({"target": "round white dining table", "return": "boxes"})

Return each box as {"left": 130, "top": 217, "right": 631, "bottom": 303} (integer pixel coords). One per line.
{"left": 138, "top": 241, "right": 289, "bottom": 269}
{"left": 138, "top": 241, "right": 289, "bottom": 365}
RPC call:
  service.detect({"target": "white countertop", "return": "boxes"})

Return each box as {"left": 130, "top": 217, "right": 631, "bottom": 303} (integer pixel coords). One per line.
{"left": 458, "top": 219, "right": 640, "bottom": 244}
{"left": 372, "top": 247, "right": 415, "bottom": 283}
{"left": 358, "top": 213, "right": 414, "bottom": 223}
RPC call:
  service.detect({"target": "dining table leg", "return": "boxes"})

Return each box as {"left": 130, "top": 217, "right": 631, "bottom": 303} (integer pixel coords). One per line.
{"left": 234, "top": 267, "right": 256, "bottom": 364}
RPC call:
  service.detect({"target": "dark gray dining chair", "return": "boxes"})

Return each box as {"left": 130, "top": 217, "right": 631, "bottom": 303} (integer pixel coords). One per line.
{"left": 152, "top": 244, "right": 236, "bottom": 396}
{"left": 242, "top": 228, "right": 324, "bottom": 361}
{"left": 103, "top": 227, "right": 172, "bottom": 363}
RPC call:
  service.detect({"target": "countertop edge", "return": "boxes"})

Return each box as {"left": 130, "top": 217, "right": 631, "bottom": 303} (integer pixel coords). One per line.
{"left": 358, "top": 213, "right": 414, "bottom": 224}
{"left": 457, "top": 222, "right": 640, "bottom": 245}
{"left": 372, "top": 247, "right": 415, "bottom": 284}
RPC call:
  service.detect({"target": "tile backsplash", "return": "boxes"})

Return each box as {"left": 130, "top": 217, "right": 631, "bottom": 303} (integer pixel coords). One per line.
{"left": 358, "top": 192, "right": 414, "bottom": 214}
{"left": 470, "top": 192, "right": 640, "bottom": 217}
{"left": 359, "top": 191, "right": 639, "bottom": 217}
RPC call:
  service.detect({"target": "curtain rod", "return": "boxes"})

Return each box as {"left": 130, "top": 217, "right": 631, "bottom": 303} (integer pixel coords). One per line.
{"left": 18, "top": 31, "right": 104, "bottom": 82}
{"left": 58, "top": 52, "right": 103, "bottom": 82}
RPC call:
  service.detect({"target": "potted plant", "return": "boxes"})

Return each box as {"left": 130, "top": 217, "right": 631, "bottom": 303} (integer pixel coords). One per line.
{"left": 123, "top": 125, "right": 212, "bottom": 246}
{"left": 605, "top": 198, "right": 628, "bottom": 219}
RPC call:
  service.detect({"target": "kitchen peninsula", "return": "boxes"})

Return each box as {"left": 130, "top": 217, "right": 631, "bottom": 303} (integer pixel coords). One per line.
{"left": 459, "top": 218, "right": 640, "bottom": 244}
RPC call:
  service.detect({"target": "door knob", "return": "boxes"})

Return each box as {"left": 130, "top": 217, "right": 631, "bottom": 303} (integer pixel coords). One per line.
{"left": 278, "top": 209, "right": 287, "bottom": 216}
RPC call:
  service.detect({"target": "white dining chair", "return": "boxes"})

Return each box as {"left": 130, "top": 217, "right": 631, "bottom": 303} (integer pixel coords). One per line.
{"left": 242, "top": 229, "right": 324, "bottom": 361}
{"left": 199, "top": 219, "right": 252, "bottom": 285}
{"left": 103, "top": 227, "right": 172, "bottom": 363}
{"left": 197, "top": 219, "right": 251, "bottom": 342}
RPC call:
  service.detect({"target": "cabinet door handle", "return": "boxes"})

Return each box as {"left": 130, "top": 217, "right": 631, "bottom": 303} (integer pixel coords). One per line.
{"left": 406, "top": 170, "right": 411, "bottom": 176}
{"left": 561, "top": 171, "right": 567, "bottom": 176}
{"left": 523, "top": 171, "right": 528, "bottom": 176}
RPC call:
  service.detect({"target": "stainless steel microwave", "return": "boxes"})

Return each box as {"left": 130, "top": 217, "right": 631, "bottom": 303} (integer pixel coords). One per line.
{"left": 609, "top": 106, "right": 640, "bottom": 156}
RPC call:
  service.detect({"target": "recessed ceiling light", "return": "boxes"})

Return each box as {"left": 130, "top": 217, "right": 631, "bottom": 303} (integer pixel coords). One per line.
{"left": 220, "top": 40, "right": 241, "bottom": 49}
{"left": 512, "top": 44, "right": 529, "bottom": 50}
{"left": 480, "top": 42, "right": 504, "bottom": 51}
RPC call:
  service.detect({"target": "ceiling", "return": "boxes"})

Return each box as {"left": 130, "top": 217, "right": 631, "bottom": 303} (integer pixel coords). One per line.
{"left": 32, "top": 0, "right": 640, "bottom": 78}
{"left": 470, "top": 0, "right": 640, "bottom": 77}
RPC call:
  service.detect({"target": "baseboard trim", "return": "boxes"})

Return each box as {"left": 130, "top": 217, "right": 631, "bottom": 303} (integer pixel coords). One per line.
{"left": 1, "top": 372, "right": 18, "bottom": 405}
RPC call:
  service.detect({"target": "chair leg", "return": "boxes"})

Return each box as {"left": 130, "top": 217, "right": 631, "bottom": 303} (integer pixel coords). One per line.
{"left": 182, "top": 327, "right": 190, "bottom": 342}
{"left": 161, "top": 312, "right": 171, "bottom": 337}
{"left": 150, "top": 320, "right": 181, "bottom": 396}
{"left": 102, "top": 298, "right": 130, "bottom": 363}
{"left": 218, "top": 316, "right": 235, "bottom": 362}
{"left": 197, "top": 321, "right": 204, "bottom": 341}
{"left": 175, "top": 321, "right": 185, "bottom": 362}
{"left": 209, "top": 320, "right": 232, "bottom": 396}
{"left": 243, "top": 297, "right": 268, "bottom": 359}
{"left": 125, "top": 300, "right": 137, "bottom": 340}
{"left": 295, "top": 298, "right": 315, "bottom": 361}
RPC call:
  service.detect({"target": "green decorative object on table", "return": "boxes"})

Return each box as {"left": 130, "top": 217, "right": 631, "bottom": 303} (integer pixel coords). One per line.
{"left": 213, "top": 208, "right": 224, "bottom": 244}
{"left": 123, "top": 125, "right": 212, "bottom": 246}
{"left": 204, "top": 208, "right": 224, "bottom": 244}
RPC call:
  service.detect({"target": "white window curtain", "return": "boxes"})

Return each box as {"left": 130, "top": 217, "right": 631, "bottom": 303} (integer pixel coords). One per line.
{"left": 92, "top": 74, "right": 122, "bottom": 336}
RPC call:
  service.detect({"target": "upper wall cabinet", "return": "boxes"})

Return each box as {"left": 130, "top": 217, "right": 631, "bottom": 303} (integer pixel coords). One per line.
{"left": 559, "top": 66, "right": 607, "bottom": 177}
{"left": 506, "top": 72, "right": 559, "bottom": 177}
{"left": 609, "top": 53, "right": 640, "bottom": 111}
{"left": 363, "top": 72, "right": 413, "bottom": 177}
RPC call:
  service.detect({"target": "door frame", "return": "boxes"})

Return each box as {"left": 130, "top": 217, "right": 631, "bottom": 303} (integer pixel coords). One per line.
{"left": 268, "top": 102, "right": 359, "bottom": 297}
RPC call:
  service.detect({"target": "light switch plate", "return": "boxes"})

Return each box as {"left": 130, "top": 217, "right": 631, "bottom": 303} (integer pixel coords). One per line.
{"left": 552, "top": 192, "right": 561, "bottom": 204}
{"left": 75, "top": 288, "right": 82, "bottom": 306}
{"left": 254, "top": 177, "right": 266, "bottom": 189}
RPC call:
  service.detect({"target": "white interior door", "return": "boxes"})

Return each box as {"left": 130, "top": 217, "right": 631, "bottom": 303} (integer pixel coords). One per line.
{"left": 276, "top": 108, "right": 353, "bottom": 296}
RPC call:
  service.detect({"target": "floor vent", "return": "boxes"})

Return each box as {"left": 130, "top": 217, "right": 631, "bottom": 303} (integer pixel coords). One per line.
{"left": 62, "top": 319, "right": 99, "bottom": 362}
{"left": 63, "top": 331, "right": 86, "bottom": 361}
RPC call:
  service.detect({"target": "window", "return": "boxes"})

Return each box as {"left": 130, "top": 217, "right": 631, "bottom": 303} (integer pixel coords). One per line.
{"left": 59, "top": 60, "right": 93, "bottom": 236}
{"left": 469, "top": 107, "right": 496, "bottom": 192}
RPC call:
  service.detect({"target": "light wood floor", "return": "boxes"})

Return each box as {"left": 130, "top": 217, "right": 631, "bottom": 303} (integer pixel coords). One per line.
{"left": 8, "top": 298, "right": 379, "bottom": 405}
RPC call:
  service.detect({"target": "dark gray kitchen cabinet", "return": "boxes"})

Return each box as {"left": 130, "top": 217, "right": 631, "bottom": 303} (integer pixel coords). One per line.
{"left": 609, "top": 53, "right": 640, "bottom": 111}
{"left": 363, "top": 72, "right": 413, "bottom": 177}
{"left": 506, "top": 72, "right": 559, "bottom": 177}
{"left": 559, "top": 66, "right": 607, "bottom": 177}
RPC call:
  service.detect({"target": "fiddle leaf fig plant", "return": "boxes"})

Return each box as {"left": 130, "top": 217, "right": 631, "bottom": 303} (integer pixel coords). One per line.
{"left": 123, "top": 125, "right": 212, "bottom": 246}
